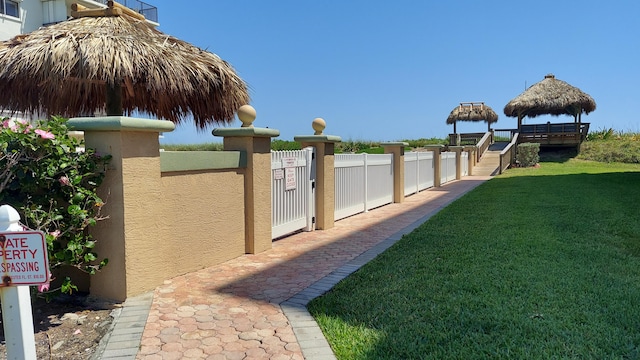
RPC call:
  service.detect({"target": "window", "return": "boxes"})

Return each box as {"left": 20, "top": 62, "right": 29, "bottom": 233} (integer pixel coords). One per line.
{"left": 1, "top": 0, "right": 19, "bottom": 18}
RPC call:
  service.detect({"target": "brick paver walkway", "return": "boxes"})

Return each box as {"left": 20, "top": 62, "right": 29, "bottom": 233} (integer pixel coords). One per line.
{"left": 99, "top": 165, "right": 495, "bottom": 359}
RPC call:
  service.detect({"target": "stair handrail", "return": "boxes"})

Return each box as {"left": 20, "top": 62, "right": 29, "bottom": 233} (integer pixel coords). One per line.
{"left": 476, "top": 131, "right": 492, "bottom": 162}
{"left": 499, "top": 132, "right": 519, "bottom": 174}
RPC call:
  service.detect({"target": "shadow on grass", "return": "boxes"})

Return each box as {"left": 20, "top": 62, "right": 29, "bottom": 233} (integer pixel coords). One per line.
{"left": 538, "top": 146, "right": 579, "bottom": 163}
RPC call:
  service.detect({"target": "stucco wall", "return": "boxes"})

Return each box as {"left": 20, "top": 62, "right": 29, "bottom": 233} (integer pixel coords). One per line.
{"left": 69, "top": 117, "right": 251, "bottom": 301}
{"left": 158, "top": 169, "right": 246, "bottom": 275}
{"left": 90, "top": 148, "right": 247, "bottom": 300}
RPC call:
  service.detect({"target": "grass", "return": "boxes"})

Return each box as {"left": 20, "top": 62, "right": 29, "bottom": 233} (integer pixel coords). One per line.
{"left": 307, "top": 158, "right": 640, "bottom": 359}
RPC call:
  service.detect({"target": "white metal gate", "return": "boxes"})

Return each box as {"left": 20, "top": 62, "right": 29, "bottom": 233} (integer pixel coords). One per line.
{"left": 271, "top": 147, "right": 315, "bottom": 239}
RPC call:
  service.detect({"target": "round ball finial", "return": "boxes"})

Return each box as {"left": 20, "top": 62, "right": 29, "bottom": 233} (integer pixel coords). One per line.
{"left": 237, "top": 105, "right": 256, "bottom": 127}
{"left": 0, "top": 204, "right": 22, "bottom": 231}
{"left": 312, "top": 118, "right": 326, "bottom": 135}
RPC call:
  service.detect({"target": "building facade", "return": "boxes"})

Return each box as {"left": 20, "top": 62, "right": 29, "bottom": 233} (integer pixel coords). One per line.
{"left": 0, "top": 0, "right": 157, "bottom": 41}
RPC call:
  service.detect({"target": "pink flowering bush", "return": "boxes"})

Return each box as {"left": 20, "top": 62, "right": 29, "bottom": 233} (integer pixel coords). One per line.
{"left": 0, "top": 116, "right": 111, "bottom": 295}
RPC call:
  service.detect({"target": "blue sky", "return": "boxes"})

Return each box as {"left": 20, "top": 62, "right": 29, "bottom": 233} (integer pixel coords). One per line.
{"left": 152, "top": 0, "right": 640, "bottom": 144}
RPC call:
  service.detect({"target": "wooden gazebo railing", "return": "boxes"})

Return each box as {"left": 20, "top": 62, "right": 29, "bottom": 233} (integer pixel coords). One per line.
{"left": 519, "top": 122, "right": 590, "bottom": 146}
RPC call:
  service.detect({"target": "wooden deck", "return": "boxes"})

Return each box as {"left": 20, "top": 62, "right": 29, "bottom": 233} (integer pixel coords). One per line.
{"left": 518, "top": 122, "right": 590, "bottom": 147}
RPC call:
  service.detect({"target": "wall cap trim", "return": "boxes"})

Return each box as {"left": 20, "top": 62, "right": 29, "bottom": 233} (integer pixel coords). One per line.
{"left": 68, "top": 116, "right": 176, "bottom": 133}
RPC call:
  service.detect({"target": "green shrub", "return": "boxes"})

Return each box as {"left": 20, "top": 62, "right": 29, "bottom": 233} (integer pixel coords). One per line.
{"left": 335, "top": 140, "right": 382, "bottom": 154}
{"left": 0, "top": 116, "right": 111, "bottom": 295}
{"left": 586, "top": 127, "right": 615, "bottom": 141}
{"left": 516, "top": 142, "right": 540, "bottom": 167}
{"left": 402, "top": 138, "right": 448, "bottom": 148}
{"left": 271, "top": 140, "right": 301, "bottom": 151}
{"left": 359, "top": 147, "right": 385, "bottom": 154}
{"left": 579, "top": 139, "right": 640, "bottom": 164}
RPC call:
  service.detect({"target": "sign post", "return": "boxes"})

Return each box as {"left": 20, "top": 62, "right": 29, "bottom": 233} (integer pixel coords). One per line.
{"left": 0, "top": 204, "right": 49, "bottom": 360}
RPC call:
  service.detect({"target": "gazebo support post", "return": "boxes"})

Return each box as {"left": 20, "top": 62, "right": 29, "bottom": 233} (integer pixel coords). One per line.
{"left": 106, "top": 83, "right": 123, "bottom": 116}
{"left": 517, "top": 113, "right": 523, "bottom": 130}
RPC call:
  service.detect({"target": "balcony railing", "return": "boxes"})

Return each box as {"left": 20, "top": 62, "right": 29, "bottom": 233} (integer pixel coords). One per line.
{"left": 95, "top": 0, "right": 158, "bottom": 23}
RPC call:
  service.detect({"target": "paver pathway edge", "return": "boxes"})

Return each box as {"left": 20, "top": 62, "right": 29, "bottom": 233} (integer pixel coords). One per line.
{"left": 281, "top": 176, "right": 490, "bottom": 359}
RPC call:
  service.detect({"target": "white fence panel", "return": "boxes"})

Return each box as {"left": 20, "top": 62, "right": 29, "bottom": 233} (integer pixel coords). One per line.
{"left": 404, "top": 152, "right": 418, "bottom": 196}
{"left": 334, "top": 154, "right": 366, "bottom": 220}
{"left": 404, "top": 151, "right": 434, "bottom": 196}
{"left": 271, "top": 147, "right": 315, "bottom": 239}
{"left": 419, "top": 152, "right": 435, "bottom": 190}
{"left": 461, "top": 151, "right": 469, "bottom": 176}
{"left": 335, "top": 153, "right": 394, "bottom": 220}
{"left": 366, "top": 154, "right": 394, "bottom": 210}
{"left": 440, "top": 152, "right": 457, "bottom": 185}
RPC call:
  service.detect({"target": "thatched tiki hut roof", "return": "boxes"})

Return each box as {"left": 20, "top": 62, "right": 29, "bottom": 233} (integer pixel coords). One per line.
{"left": 446, "top": 102, "right": 498, "bottom": 133}
{"left": 0, "top": 1, "right": 249, "bottom": 128}
{"left": 503, "top": 74, "right": 596, "bottom": 129}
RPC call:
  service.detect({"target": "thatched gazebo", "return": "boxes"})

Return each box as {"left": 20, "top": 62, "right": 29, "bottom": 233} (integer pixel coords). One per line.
{"left": 503, "top": 74, "right": 596, "bottom": 129}
{"left": 0, "top": 1, "right": 249, "bottom": 129}
{"left": 446, "top": 102, "right": 498, "bottom": 134}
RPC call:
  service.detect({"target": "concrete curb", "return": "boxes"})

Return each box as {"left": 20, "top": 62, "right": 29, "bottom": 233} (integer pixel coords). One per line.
{"left": 92, "top": 292, "right": 154, "bottom": 360}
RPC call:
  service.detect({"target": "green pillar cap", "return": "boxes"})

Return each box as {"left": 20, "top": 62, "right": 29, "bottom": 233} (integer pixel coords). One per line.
{"left": 381, "top": 142, "right": 409, "bottom": 147}
{"left": 67, "top": 116, "right": 176, "bottom": 132}
{"left": 294, "top": 135, "right": 342, "bottom": 143}
{"left": 212, "top": 127, "right": 280, "bottom": 138}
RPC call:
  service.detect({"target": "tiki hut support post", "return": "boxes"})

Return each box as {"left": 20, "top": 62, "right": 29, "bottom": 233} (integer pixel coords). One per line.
{"left": 105, "top": 83, "right": 123, "bottom": 116}
{"left": 518, "top": 113, "right": 524, "bottom": 129}
{"left": 578, "top": 111, "right": 582, "bottom": 127}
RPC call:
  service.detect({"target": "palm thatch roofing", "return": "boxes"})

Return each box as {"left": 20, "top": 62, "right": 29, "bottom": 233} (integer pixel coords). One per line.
{"left": 503, "top": 74, "right": 596, "bottom": 122}
{"left": 0, "top": 1, "right": 250, "bottom": 128}
{"left": 446, "top": 102, "right": 498, "bottom": 134}
{"left": 446, "top": 102, "right": 498, "bottom": 124}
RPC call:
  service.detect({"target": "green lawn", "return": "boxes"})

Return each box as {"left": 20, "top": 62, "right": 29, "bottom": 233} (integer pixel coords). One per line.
{"left": 308, "top": 159, "right": 640, "bottom": 359}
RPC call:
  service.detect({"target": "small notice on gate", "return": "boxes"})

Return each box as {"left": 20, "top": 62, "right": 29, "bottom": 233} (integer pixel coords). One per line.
{"left": 0, "top": 231, "right": 50, "bottom": 286}
{"left": 285, "top": 168, "right": 296, "bottom": 190}
{"left": 283, "top": 157, "right": 297, "bottom": 191}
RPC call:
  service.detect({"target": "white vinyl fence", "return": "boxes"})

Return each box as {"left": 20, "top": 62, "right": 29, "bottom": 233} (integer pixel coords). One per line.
{"left": 273, "top": 148, "right": 468, "bottom": 239}
{"left": 441, "top": 152, "right": 457, "bottom": 185}
{"left": 404, "top": 151, "right": 434, "bottom": 196}
{"left": 461, "top": 151, "right": 469, "bottom": 176}
{"left": 334, "top": 153, "right": 394, "bottom": 221}
{"left": 271, "top": 147, "right": 315, "bottom": 239}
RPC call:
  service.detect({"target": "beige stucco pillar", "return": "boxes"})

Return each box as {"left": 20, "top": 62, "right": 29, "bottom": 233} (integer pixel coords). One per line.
{"left": 294, "top": 118, "right": 341, "bottom": 230}
{"left": 213, "top": 106, "right": 279, "bottom": 254}
{"left": 424, "top": 145, "right": 444, "bottom": 187}
{"left": 382, "top": 142, "right": 408, "bottom": 203}
{"left": 463, "top": 146, "right": 475, "bottom": 175}
{"left": 449, "top": 146, "right": 464, "bottom": 180}
{"left": 67, "top": 116, "right": 175, "bottom": 302}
